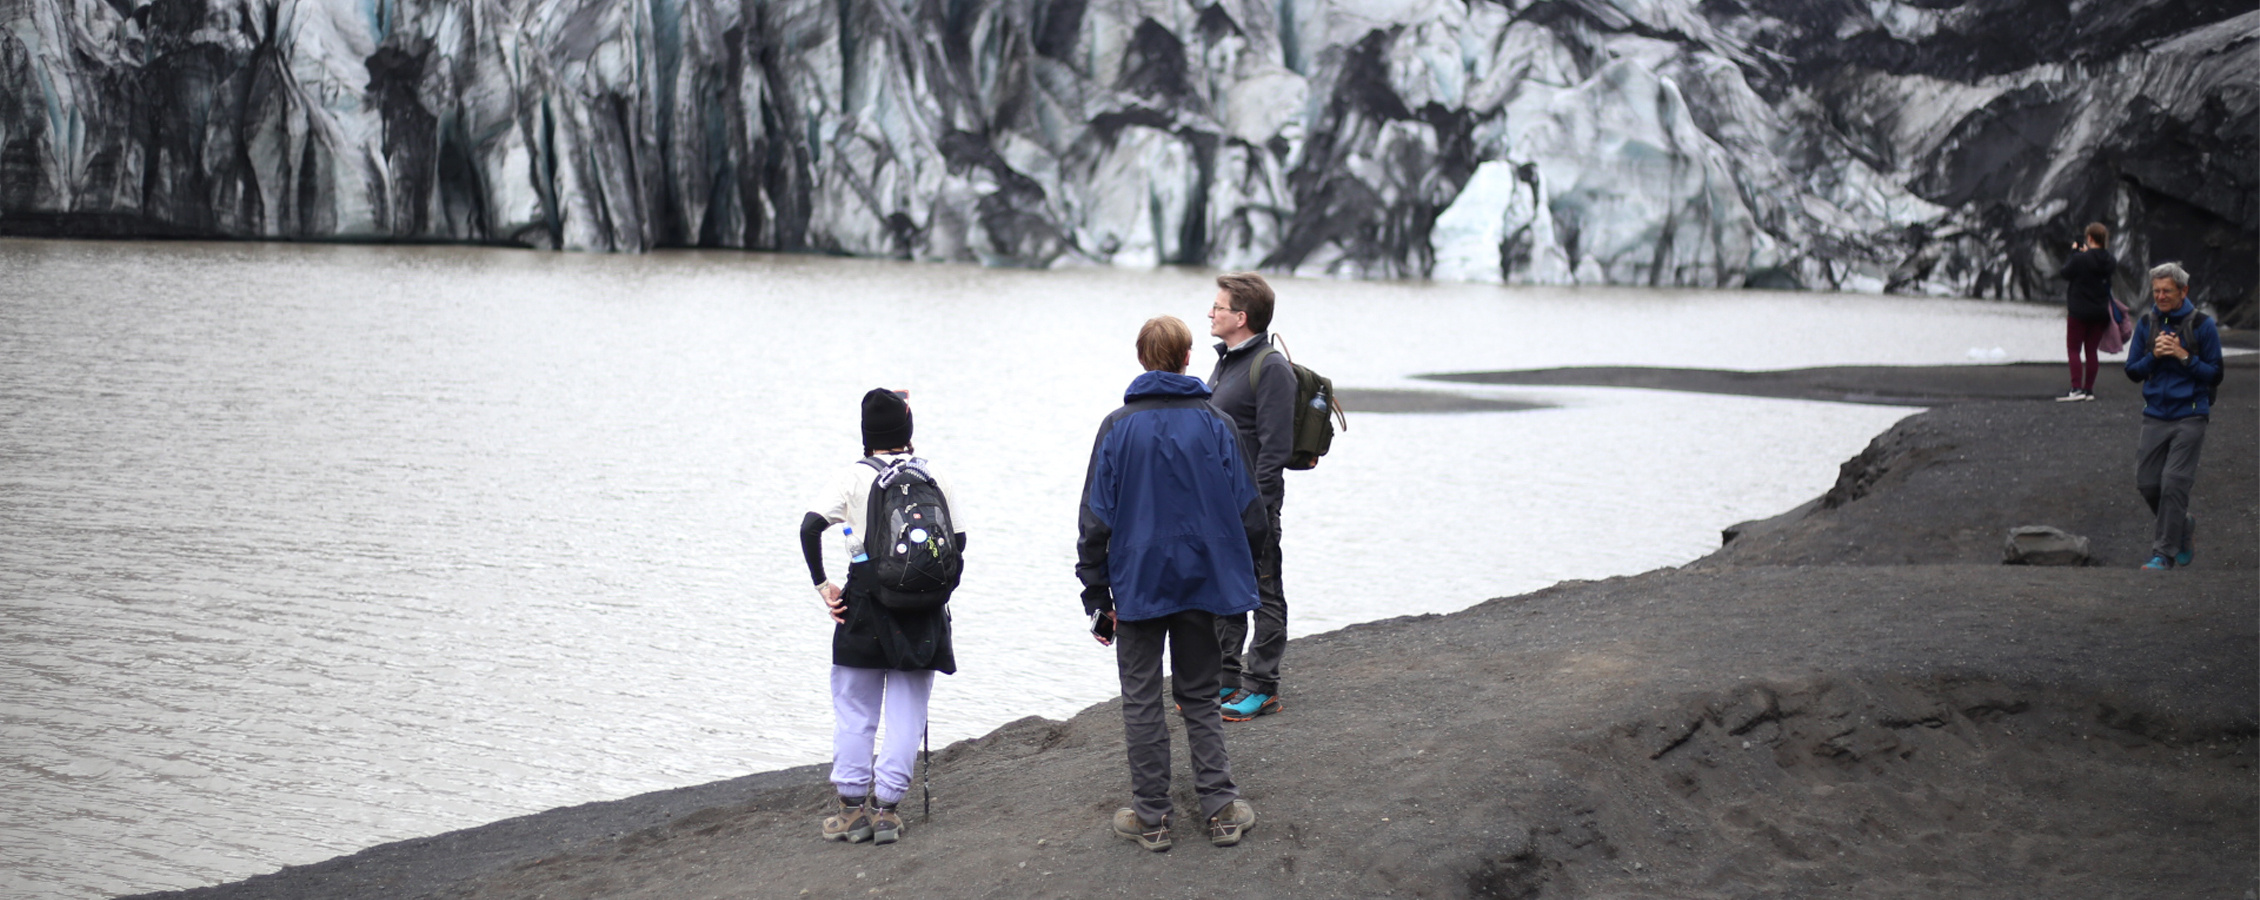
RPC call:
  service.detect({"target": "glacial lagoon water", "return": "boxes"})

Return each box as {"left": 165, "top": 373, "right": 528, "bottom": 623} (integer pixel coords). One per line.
{"left": 0, "top": 239, "right": 2069, "bottom": 897}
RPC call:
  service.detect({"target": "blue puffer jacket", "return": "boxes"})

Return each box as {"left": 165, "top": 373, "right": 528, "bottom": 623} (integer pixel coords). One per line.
{"left": 2124, "top": 303, "right": 2224, "bottom": 420}
{"left": 1076, "top": 371, "right": 1266, "bottom": 623}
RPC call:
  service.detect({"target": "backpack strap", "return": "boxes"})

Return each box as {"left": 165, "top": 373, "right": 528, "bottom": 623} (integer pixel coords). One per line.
{"left": 1248, "top": 336, "right": 1289, "bottom": 393}
{"left": 861, "top": 455, "right": 927, "bottom": 489}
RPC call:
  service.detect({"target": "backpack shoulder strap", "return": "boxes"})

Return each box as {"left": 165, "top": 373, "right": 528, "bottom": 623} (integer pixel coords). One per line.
{"left": 1248, "top": 336, "right": 1294, "bottom": 393}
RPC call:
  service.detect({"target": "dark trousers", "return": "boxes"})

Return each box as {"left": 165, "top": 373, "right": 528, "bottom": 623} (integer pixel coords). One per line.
{"left": 1117, "top": 609, "right": 1237, "bottom": 824}
{"left": 1216, "top": 503, "right": 1285, "bottom": 695}
{"left": 2066, "top": 316, "right": 2108, "bottom": 391}
{"left": 2135, "top": 415, "right": 2207, "bottom": 560}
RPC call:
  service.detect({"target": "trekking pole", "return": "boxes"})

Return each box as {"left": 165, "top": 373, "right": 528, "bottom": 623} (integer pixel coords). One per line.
{"left": 921, "top": 724, "right": 932, "bottom": 821}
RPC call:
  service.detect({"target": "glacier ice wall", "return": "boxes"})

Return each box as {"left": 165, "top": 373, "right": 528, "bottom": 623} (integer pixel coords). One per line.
{"left": 1, "top": 0, "right": 2252, "bottom": 321}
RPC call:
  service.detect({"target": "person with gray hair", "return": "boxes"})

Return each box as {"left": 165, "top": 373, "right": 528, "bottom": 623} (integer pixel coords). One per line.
{"left": 2122, "top": 261, "right": 2224, "bottom": 569}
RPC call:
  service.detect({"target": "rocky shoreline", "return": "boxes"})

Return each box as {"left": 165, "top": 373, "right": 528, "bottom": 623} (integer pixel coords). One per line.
{"left": 130, "top": 359, "right": 2257, "bottom": 900}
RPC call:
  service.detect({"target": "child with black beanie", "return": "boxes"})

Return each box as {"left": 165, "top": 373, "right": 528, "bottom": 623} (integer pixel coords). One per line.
{"left": 797, "top": 388, "right": 967, "bottom": 844}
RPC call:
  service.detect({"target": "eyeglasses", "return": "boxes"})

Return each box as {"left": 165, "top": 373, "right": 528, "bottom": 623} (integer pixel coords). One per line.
{"left": 1210, "top": 304, "right": 1240, "bottom": 315}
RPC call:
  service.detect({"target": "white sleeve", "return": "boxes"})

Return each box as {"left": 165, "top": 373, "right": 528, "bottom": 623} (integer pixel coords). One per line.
{"left": 811, "top": 464, "right": 861, "bottom": 526}
{"left": 934, "top": 467, "right": 969, "bottom": 535}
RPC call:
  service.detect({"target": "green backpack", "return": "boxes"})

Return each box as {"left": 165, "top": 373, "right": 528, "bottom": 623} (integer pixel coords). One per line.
{"left": 1249, "top": 335, "right": 1348, "bottom": 471}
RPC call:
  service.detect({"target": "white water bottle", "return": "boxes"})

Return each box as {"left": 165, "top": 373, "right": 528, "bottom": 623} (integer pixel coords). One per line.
{"left": 844, "top": 525, "right": 868, "bottom": 564}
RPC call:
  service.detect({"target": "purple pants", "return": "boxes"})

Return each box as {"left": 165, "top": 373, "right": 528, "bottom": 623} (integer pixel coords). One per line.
{"left": 830, "top": 666, "right": 933, "bottom": 804}
{"left": 2067, "top": 316, "right": 2108, "bottom": 391}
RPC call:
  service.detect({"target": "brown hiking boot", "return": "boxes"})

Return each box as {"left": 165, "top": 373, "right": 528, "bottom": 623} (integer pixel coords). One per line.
{"left": 1113, "top": 807, "right": 1172, "bottom": 852}
{"left": 821, "top": 796, "right": 874, "bottom": 843}
{"left": 870, "top": 803, "right": 905, "bottom": 844}
{"left": 1207, "top": 800, "right": 1255, "bottom": 847}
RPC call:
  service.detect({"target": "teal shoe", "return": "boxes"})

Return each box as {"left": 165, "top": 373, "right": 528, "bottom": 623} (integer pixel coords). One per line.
{"left": 2142, "top": 556, "right": 2173, "bottom": 570}
{"left": 1222, "top": 692, "right": 1279, "bottom": 722}
{"left": 2175, "top": 515, "right": 2195, "bottom": 567}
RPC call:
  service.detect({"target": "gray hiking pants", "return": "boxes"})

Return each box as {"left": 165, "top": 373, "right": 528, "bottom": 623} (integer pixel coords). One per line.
{"left": 1117, "top": 609, "right": 1237, "bottom": 825}
{"left": 2135, "top": 415, "right": 2207, "bottom": 562}
{"left": 1216, "top": 501, "right": 1286, "bottom": 695}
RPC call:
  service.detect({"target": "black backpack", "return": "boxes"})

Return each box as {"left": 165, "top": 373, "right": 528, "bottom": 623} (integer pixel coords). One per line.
{"left": 858, "top": 457, "right": 962, "bottom": 611}
{"left": 1250, "top": 335, "right": 1349, "bottom": 471}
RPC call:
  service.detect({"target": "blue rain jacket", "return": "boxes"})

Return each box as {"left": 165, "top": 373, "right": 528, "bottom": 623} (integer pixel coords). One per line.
{"left": 2124, "top": 303, "right": 2224, "bottom": 420}
{"left": 1076, "top": 371, "right": 1266, "bottom": 623}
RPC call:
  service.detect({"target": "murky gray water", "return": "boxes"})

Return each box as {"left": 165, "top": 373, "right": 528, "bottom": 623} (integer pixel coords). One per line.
{"left": 0, "top": 239, "right": 2064, "bottom": 897}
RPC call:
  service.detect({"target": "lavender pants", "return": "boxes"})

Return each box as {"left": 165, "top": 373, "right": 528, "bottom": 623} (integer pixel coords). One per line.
{"left": 830, "top": 665, "right": 934, "bottom": 804}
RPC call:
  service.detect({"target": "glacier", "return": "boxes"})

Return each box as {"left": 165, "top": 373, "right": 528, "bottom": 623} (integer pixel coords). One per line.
{"left": 0, "top": 0, "right": 2251, "bottom": 322}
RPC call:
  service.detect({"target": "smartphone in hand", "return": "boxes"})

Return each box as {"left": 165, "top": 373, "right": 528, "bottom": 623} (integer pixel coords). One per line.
{"left": 1089, "top": 610, "right": 1116, "bottom": 644}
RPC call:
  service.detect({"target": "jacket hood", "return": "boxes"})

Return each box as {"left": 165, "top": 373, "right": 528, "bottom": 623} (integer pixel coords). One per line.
{"left": 1125, "top": 370, "right": 1211, "bottom": 402}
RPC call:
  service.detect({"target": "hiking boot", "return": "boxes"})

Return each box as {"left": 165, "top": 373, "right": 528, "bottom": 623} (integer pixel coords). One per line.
{"left": 1114, "top": 808, "right": 1171, "bottom": 852}
{"left": 822, "top": 796, "right": 874, "bottom": 843}
{"left": 1221, "top": 692, "right": 1280, "bottom": 722}
{"left": 2142, "top": 555, "right": 2173, "bottom": 570}
{"left": 2176, "top": 515, "right": 2196, "bottom": 567}
{"left": 1207, "top": 800, "right": 1255, "bottom": 847}
{"left": 870, "top": 803, "right": 904, "bottom": 844}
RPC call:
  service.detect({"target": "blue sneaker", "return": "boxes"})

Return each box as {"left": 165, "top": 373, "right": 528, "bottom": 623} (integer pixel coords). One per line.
{"left": 2175, "top": 515, "right": 2195, "bottom": 568}
{"left": 1221, "top": 692, "right": 1280, "bottom": 722}
{"left": 2142, "top": 556, "right": 2173, "bottom": 570}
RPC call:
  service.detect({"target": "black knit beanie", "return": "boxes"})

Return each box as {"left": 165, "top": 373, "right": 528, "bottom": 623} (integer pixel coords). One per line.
{"left": 861, "top": 388, "right": 912, "bottom": 451}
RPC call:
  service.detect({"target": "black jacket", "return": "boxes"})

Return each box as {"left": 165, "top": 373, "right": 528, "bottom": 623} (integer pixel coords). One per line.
{"left": 2059, "top": 247, "right": 2116, "bottom": 322}
{"left": 1207, "top": 334, "right": 1297, "bottom": 510}
{"left": 833, "top": 564, "right": 955, "bottom": 673}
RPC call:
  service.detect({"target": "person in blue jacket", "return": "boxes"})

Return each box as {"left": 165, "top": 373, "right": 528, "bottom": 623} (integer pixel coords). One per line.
{"left": 1077, "top": 315, "right": 1264, "bottom": 852}
{"left": 2123, "top": 262, "right": 2224, "bottom": 569}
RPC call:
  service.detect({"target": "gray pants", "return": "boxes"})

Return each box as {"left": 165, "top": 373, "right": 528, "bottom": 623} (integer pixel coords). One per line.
{"left": 1117, "top": 609, "right": 1237, "bottom": 825}
{"left": 1217, "top": 503, "right": 1286, "bottom": 695}
{"left": 2135, "top": 415, "right": 2207, "bottom": 561}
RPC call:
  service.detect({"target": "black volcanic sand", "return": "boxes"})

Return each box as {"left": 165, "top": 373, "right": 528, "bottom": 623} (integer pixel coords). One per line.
{"left": 136, "top": 360, "right": 2257, "bottom": 900}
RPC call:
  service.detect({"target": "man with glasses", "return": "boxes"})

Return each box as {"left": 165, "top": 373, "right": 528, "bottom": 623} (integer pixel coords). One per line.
{"left": 2124, "top": 262, "right": 2224, "bottom": 570}
{"left": 1204, "top": 272, "right": 1295, "bottom": 721}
